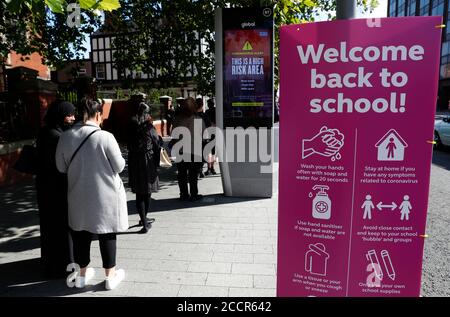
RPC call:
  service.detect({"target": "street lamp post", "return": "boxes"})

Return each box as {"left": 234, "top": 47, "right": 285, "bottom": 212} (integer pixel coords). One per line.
{"left": 336, "top": 0, "right": 356, "bottom": 20}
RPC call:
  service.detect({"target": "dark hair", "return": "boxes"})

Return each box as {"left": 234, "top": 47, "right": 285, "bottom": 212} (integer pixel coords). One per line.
{"left": 44, "top": 100, "right": 75, "bottom": 127}
{"left": 80, "top": 98, "right": 103, "bottom": 121}
{"left": 179, "top": 97, "right": 197, "bottom": 117}
{"left": 136, "top": 102, "right": 151, "bottom": 124}
{"left": 207, "top": 99, "right": 215, "bottom": 109}
{"left": 195, "top": 97, "right": 203, "bottom": 110}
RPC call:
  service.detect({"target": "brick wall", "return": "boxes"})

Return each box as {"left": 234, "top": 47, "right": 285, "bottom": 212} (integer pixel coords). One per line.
{"left": 9, "top": 51, "right": 50, "bottom": 80}
{"left": 0, "top": 141, "right": 34, "bottom": 187}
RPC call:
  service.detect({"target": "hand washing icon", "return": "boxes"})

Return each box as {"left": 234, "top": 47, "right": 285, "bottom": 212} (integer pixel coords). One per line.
{"left": 302, "top": 126, "right": 344, "bottom": 161}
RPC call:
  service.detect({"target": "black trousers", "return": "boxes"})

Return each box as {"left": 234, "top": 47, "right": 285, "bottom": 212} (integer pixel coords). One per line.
{"left": 177, "top": 161, "right": 201, "bottom": 197}
{"left": 71, "top": 230, "right": 117, "bottom": 269}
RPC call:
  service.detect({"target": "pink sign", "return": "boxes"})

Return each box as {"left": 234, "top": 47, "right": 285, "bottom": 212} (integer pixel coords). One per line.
{"left": 277, "top": 17, "right": 442, "bottom": 297}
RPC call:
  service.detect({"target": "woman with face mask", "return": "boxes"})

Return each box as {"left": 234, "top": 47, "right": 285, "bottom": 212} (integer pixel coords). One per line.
{"left": 36, "top": 100, "right": 76, "bottom": 278}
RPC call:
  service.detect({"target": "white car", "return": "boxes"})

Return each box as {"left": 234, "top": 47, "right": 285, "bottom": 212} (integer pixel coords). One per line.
{"left": 434, "top": 117, "right": 450, "bottom": 148}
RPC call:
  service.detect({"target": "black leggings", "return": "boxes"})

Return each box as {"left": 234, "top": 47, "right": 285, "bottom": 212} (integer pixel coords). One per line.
{"left": 136, "top": 193, "right": 150, "bottom": 214}
{"left": 71, "top": 230, "right": 117, "bottom": 269}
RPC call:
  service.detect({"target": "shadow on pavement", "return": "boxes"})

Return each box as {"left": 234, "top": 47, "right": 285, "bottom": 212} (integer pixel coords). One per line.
{"left": 151, "top": 194, "right": 269, "bottom": 213}
{"left": 0, "top": 257, "right": 107, "bottom": 297}
{"left": 432, "top": 148, "right": 450, "bottom": 170}
{"left": 126, "top": 193, "right": 269, "bottom": 215}
{"left": 0, "top": 235, "right": 40, "bottom": 253}
{"left": 0, "top": 181, "right": 39, "bottom": 240}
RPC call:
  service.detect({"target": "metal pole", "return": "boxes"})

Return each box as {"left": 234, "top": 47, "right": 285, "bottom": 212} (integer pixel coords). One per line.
{"left": 336, "top": 0, "right": 356, "bottom": 20}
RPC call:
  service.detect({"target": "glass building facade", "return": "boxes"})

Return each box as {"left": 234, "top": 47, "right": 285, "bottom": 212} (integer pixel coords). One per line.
{"left": 388, "top": 0, "right": 450, "bottom": 110}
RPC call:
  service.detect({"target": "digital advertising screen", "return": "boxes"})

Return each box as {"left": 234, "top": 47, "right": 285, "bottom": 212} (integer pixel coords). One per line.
{"left": 222, "top": 7, "right": 273, "bottom": 128}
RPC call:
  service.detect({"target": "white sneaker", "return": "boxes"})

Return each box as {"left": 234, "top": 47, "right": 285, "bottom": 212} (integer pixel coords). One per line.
{"left": 75, "top": 267, "right": 95, "bottom": 288}
{"left": 105, "top": 269, "right": 125, "bottom": 290}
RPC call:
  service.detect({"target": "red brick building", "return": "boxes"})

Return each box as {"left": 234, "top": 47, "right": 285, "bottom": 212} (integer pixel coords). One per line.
{"left": 7, "top": 51, "right": 51, "bottom": 80}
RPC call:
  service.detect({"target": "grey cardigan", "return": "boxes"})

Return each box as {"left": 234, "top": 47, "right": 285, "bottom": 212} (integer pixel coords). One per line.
{"left": 55, "top": 122, "right": 129, "bottom": 234}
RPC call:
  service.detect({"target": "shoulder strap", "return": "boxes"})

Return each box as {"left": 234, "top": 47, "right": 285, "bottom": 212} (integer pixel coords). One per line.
{"left": 69, "top": 129, "right": 100, "bottom": 166}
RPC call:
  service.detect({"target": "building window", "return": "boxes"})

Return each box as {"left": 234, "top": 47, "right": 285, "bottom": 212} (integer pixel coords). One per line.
{"left": 389, "top": 0, "right": 397, "bottom": 16}
{"left": 106, "top": 63, "right": 111, "bottom": 80}
{"left": 96, "top": 64, "right": 105, "bottom": 79}
{"left": 105, "top": 37, "right": 110, "bottom": 49}
{"left": 441, "top": 63, "right": 450, "bottom": 78}
{"left": 432, "top": 0, "right": 445, "bottom": 16}
{"left": 446, "top": 8, "right": 450, "bottom": 39}
{"left": 420, "top": 0, "right": 430, "bottom": 15}
{"left": 442, "top": 41, "right": 450, "bottom": 56}
{"left": 397, "top": 0, "right": 406, "bottom": 16}
{"left": 408, "top": 0, "right": 417, "bottom": 15}
{"left": 92, "top": 38, "right": 97, "bottom": 50}
{"left": 98, "top": 38, "right": 104, "bottom": 50}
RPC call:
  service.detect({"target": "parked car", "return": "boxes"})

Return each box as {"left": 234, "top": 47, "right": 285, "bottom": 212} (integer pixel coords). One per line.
{"left": 434, "top": 116, "right": 450, "bottom": 149}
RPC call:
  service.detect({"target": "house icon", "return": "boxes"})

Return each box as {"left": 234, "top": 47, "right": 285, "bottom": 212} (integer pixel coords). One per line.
{"left": 375, "top": 129, "right": 408, "bottom": 161}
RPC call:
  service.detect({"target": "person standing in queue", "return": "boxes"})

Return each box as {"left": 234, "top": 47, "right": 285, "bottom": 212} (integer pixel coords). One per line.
{"left": 204, "top": 98, "right": 217, "bottom": 176}
{"left": 171, "top": 97, "right": 205, "bottom": 202}
{"left": 55, "top": 98, "right": 128, "bottom": 290}
{"left": 36, "top": 100, "right": 76, "bottom": 278}
{"left": 127, "top": 102, "right": 160, "bottom": 233}
{"left": 195, "top": 97, "right": 211, "bottom": 179}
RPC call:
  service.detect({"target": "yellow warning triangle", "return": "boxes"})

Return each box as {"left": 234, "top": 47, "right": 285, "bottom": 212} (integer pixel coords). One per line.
{"left": 242, "top": 41, "right": 253, "bottom": 51}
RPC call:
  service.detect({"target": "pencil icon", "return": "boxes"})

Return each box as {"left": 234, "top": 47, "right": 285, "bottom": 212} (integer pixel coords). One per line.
{"left": 366, "top": 250, "right": 383, "bottom": 280}
{"left": 381, "top": 250, "right": 396, "bottom": 281}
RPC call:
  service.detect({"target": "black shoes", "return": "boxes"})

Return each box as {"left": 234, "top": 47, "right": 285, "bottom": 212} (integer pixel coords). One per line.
{"left": 139, "top": 227, "right": 149, "bottom": 234}
{"left": 199, "top": 172, "right": 205, "bottom": 179}
{"left": 138, "top": 217, "right": 154, "bottom": 233}
{"left": 180, "top": 194, "right": 203, "bottom": 202}
{"left": 179, "top": 195, "right": 190, "bottom": 202}
{"left": 138, "top": 218, "right": 154, "bottom": 226}
{"left": 204, "top": 168, "right": 216, "bottom": 176}
{"left": 189, "top": 194, "right": 203, "bottom": 202}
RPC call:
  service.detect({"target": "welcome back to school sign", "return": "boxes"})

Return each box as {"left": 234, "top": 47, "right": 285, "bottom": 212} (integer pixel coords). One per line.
{"left": 277, "top": 17, "right": 441, "bottom": 297}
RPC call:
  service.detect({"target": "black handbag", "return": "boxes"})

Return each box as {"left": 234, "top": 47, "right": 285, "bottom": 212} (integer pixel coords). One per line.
{"left": 13, "top": 144, "right": 38, "bottom": 175}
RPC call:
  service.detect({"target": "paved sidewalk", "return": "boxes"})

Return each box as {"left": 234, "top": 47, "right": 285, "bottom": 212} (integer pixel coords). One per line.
{"left": 1, "top": 147, "right": 449, "bottom": 297}
{"left": 0, "top": 159, "right": 279, "bottom": 297}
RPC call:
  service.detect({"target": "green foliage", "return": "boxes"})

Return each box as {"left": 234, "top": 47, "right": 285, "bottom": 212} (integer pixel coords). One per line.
{"left": 1, "top": 0, "right": 378, "bottom": 96}
{"left": 109, "top": 0, "right": 377, "bottom": 96}
{"left": 145, "top": 88, "right": 178, "bottom": 104}
{"left": 1, "top": 0, "right": 120, "bottom": 69}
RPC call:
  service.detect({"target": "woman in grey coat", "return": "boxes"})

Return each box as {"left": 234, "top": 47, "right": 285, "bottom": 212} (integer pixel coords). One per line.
{"left": 55, "top": 99, "right": 128, "bottom": 290}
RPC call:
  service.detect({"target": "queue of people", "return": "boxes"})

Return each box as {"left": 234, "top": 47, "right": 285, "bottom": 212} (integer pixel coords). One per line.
{"left": 34, "top": 95, "right": 217, "bottom": 291}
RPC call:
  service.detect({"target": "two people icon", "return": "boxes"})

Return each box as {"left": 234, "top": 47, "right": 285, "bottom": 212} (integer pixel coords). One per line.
{"left": 361, "top": 195, "right": 412, "bottom": 221}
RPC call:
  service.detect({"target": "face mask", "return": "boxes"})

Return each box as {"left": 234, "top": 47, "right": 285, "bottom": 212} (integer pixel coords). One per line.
{"left": 62, "top": 121, "right": 74, "bottom": 130}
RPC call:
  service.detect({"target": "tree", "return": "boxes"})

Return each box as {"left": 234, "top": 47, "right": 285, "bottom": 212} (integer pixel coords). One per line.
{"left": 0, "top": 0, "right": 120, "bottom": 70}
{"left": 108, "top": 0, "right": 378, "bottom": 96}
